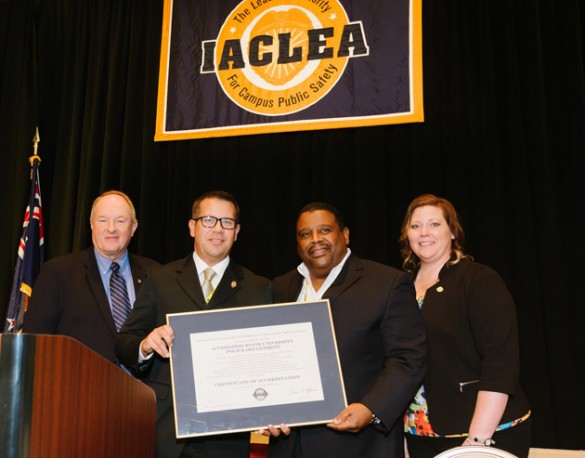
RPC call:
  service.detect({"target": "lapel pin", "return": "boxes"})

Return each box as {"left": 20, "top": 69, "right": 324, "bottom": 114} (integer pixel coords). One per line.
{"left": 231, "top": 280, "right": 237, "bottom": 288}
{"left": 436, "top": 286, "right": 444, "bottom": 293}
{"left": 137, "top": 279, "right": 142, "bottom": 284}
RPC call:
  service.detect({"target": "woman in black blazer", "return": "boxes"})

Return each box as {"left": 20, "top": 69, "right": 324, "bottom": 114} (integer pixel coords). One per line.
{"left": 399, "top": 194, "right": 531, "bottom": 458}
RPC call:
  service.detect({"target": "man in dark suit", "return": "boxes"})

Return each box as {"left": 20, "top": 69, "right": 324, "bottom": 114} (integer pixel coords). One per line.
{"left": 265, "top": 202, "right": 426, "bottom": 458}
{"left": 22, "top": 190, "right": 159, "bottom": 364}
{"left": 115, "top": 190, "right": 272, "bottom": 458}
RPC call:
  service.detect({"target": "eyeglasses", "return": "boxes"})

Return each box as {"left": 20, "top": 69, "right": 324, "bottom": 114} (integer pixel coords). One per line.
{"left": 193, "top": 216, "right": 238, "bottom": 230}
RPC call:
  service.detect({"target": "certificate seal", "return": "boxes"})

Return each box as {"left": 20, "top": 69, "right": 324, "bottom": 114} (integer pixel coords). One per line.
{"left": 253, "top": 387, "right": 268, "bottom": 401}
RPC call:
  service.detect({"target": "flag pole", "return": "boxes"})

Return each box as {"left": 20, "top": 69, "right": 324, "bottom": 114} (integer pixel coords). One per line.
{"left": 3, "top": 129, "right": 45, "bottom": 332}
{"left": 29, "top": 127, "right": 41, "bottom": 174}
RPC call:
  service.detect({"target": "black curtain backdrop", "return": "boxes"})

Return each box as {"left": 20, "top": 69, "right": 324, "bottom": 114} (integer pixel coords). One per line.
{"left": 1, "top": 0, "right": 584, "bottom": 450}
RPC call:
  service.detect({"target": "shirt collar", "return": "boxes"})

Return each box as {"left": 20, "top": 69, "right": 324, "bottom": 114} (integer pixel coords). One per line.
{"left": 297, "top": 248, "right": 351, "bottom": 298}
{"left": 94, "top": 248, "right": 130, "bottom": 275}
{"left": 192, "top": 250, "right": 230, "bottom": 279}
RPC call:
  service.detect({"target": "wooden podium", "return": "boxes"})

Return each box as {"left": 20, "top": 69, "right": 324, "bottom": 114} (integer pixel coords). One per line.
{"left": 0, "top": 333, "right": 156, "bottom": 458}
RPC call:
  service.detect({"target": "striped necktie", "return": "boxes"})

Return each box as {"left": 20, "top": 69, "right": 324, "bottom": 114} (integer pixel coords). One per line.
{"left": 110, "top": 261, "right": 131, "bottom": 331}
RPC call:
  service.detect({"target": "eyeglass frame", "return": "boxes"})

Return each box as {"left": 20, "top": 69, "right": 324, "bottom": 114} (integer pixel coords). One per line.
{"left": 192, "top": 215, "right": 239, "bottom": 230}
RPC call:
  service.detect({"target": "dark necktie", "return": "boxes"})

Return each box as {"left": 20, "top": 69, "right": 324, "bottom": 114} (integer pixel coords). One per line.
{"left": 110, "top": 261, "right": 131, "bottom": 331}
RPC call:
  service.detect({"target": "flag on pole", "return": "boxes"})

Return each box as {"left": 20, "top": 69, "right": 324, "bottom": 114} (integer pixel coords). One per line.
{"left": 4, "top": 134, "right": 45, "bottom": 333}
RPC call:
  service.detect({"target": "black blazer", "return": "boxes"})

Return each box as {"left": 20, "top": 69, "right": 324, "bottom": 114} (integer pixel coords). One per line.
{"left": 269, "top": 254, "right": 426, "bottom": 458}
{"left": 22, "top": 247, "right": 159, "bottom": 364}
{"left": 416, "top": 258, "right": 530, "bottom": 434}
{"left": 115, "top": 255, "right": 272, "bottom": 458}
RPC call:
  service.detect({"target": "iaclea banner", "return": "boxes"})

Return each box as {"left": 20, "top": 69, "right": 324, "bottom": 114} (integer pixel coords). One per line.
{"left": 155, "top": 0, "right": 423, "bottom": 140}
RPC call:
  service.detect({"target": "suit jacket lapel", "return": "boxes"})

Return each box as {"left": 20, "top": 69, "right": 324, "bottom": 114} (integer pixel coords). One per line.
{"left": 175, "top": 256, "right": 207, "bottom": 310}
{"left": 323, "top": 254, "right": 362, "bottom": 301}
{"left": 286, "top": 274, "right": 304, "bottom": 303}
{"left": 84, "top": 248, "right": 117, "bottom": 334}
{"left": 208, "top": 260, "right": 242, "bottom": 308}
{"left": 129, "top": 254, "right": 149, "bottom": 291}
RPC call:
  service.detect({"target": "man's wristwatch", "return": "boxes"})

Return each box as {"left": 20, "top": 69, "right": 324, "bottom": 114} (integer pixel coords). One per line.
{"left": 467, "top": 436, "right": 496, "bottom": 447}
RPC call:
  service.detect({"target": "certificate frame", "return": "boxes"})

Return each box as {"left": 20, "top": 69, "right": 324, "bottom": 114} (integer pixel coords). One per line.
{"left": 167, "top": 300, "right": 347, "bottom": 438}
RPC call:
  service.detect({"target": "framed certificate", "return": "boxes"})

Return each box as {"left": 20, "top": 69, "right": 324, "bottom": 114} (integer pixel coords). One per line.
{"left": 167, "top": 300, "right": 347, "bottom": 438}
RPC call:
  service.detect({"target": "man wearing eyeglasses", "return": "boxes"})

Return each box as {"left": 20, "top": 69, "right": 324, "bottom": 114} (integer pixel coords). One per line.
{"left": 115, "top": 190, "right": 271, "bottom": 458}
